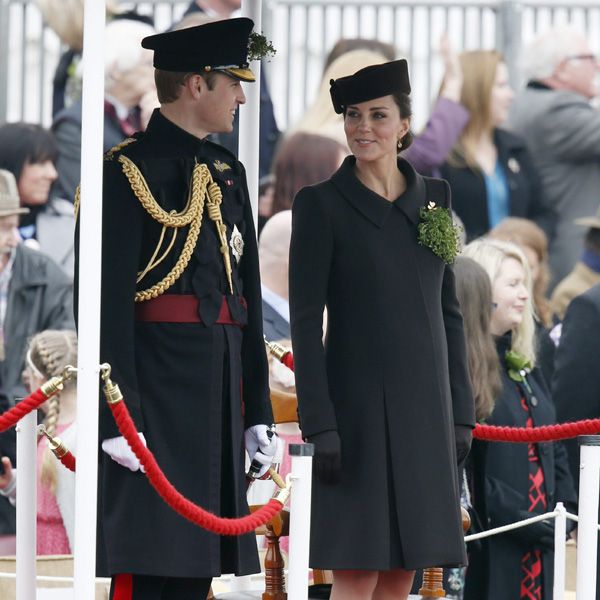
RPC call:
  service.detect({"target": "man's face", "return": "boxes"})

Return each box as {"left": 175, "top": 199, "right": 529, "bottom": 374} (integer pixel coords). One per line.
{"left": 0, "top": 215, "right": 19, "bottom": 256}
{"left": 556, "top": 39, "right": 600, "bottom": 99}
{"left": 197, "top": 72, "right": 246, "bottom": 134}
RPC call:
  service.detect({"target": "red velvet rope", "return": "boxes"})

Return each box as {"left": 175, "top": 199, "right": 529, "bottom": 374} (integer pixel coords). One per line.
{"left": 277, "top": 350, "right": 600, "bottom": 443}
{"left": 474, "top": 419, "right": 600, "bottom": 443}
{"left": 108, "top": 399, "right": 284, "bottom": 535}
{"left": 59, "top": 452, "right": 76, "bottom": 472}
{"left": 0, "top": 388, "right": 49, "bottom": 433}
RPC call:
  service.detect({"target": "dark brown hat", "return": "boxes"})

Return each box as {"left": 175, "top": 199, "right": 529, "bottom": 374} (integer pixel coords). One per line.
{"left": 329, "top": 59, "right": 411, "bottom": 114}
{"left": 142, "top": 17, "right": 255, "bottom": 82}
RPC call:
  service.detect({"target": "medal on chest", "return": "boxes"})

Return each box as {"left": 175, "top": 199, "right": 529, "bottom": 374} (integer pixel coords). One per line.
{"left": 230, "top": 224, "right": 244, "bottom": 263}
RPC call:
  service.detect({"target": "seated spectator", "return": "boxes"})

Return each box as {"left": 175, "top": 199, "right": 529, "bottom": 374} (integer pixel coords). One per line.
{"left": 0, "top": 169, "right": 74, "bottom": 405}
{"left": 52, "top": 17, "right": 156, "bottom": 204}
{"left": 509, "top": 25, "right": 600, "bottom": 288}
{"left": 462, "top": 239, "right": 577, "bottom": 600}
{"left": 0, "top": 330, "right": 77, "bottom": 555}
{"left": 270, "top": 132, "right": 346, "bottom": 217}
{"left": 259, "top": 210, "right": 292, "bottom": 342}
{"left": 551, "top": 208, "right": 600, "bottom": 322}
{"left": 0, "top": 123, "right": 74, "bottom": 277}
{"left": 292, "top": 39, "right": 469, "bottom": 175}
{"left": 441, "top": 50, "right": 554, "bottom": 243}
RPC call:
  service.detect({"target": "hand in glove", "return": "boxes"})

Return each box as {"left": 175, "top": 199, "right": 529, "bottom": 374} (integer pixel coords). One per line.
{"left": 455, "top": 425, "right": 473, "bottom": 466}
{"left": 511, "top": 512, "right": 555, "bottom": 551}
{"left": 245, "top": 424, "right": 277, "bottom": 461}
{"left": 102, "top": 433, "right": 146, "bottom": 472}
{"left": 307, "top": 430, "right": 341, "bottom": 484}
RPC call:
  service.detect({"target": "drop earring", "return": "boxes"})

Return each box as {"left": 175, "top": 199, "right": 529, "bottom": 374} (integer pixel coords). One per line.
{"left": 397, "top": 139, "right": 403, "bottom": 150}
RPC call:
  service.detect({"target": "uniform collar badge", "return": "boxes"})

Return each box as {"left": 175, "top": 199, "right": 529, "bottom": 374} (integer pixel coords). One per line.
{"left": 230, "top": 224, "right": 244, "bottom": 263}
{"left": 213, "top": 159, "right": 232, "bottom": 173}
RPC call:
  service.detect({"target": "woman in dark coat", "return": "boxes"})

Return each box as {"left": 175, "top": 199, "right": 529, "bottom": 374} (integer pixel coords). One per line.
{"left": 289, "top": 60, "right": 476, "bottom": 599}
{"left": 462, "top": 239, "right": 577, "bottom": 600}
{"left": 439, "top": 51, "right": 555, "bottom": 243}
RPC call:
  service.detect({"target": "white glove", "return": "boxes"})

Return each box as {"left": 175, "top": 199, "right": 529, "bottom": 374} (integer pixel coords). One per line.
{"left": 251, "top": 437, "right": 285, "bottom": 477}
{"left": 102, "top": 434, "right": 146, "bottom": 472}
{"left": 244, "top": 424, "right": 277, "bottom": 461}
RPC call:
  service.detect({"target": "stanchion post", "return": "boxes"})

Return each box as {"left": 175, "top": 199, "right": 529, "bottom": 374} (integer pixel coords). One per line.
{"left": 287, "top": 443, "right": 314, "bottom": 600}
{"left": 553, "top": 502, "right": 566, "bottom": 600}
{"left": 576, "top": 435, "right": 600, "bottom": 600}
{"left": 16, "top": 409, "right": 38, "bottom": 600}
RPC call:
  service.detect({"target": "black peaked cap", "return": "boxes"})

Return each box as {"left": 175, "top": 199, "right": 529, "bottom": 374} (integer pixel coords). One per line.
{"left": 329, "top": 59, "right": 411, "bottom": 114}
{"left": 141, "top": 17, "right": 254, "bottom": 80}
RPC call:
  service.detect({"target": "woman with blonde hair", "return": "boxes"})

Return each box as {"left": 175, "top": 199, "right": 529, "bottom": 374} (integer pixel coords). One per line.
{"left": 461, "top": 239, "right": 576, "bottom": 600}
{"left": 441, "top": 51, "right": 554, "bottom": 242}
{"left": 0, "top": 330, "right": 77, "bottom": 554}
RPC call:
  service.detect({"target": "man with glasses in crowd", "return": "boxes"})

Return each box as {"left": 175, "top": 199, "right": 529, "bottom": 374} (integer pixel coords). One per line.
{"left": 510, "top": 25, "right": 600, "bottom": 288}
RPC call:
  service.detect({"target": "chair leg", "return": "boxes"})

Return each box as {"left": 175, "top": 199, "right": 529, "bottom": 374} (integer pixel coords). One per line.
{"left": 418, "top": 567, "right": 446, "bottom": 598}
{"left": 262, "top": 525, "right": 287, "bottom": 600}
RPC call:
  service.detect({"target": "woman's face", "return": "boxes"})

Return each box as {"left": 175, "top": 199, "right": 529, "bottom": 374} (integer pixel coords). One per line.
{"left": 18, "top": 160, "right": 57, "bottom": 206}
{"left": 344, "top": 95, "right": 409, "bottom": 163}
{"left": 490, "top": 257, "right": 529, "bottom": 336}
{"left": 489, "top": 62, "right": 514, "bottom": 126}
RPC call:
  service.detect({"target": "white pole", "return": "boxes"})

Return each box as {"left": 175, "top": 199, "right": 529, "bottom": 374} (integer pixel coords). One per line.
{"left": 16, "top": 410, "right": 38, "bottom": 600}
{"left": 553, "top": 502, "right": 566, "bottom": 600}
{"left": 73, "top": 0, "right": 106, "bottom": 598}
{"left": 576, "top": 436, "right": 600, "bottom": 600}
{"left": 287, "top": 443, "right": 314, "bottom": 600}
{"left": 239, "top": 0, "right": 262, "bottom": 227}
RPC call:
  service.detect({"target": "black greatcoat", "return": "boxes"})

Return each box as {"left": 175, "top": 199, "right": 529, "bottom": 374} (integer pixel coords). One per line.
{"left": 92, "top": 110, "right": 273, "bottom": 578}
{"left": 289, "top": 156, "right": 475, "bottom": 570}
{"left": 464, "top": 335, "right": 577, "bottom": 600}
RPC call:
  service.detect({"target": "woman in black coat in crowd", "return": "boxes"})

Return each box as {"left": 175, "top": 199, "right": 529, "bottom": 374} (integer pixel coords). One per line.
{"left": 289, "top": 60, "right": 475, "bottom": 600}
{"left": 462, "top": 239, "right": 577, "bottom": 600}
{"left": 440, "top": 51, "right": 554, "bottom": 243}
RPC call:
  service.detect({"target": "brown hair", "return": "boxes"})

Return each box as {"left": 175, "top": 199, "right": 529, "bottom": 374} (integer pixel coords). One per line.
{"left": 271, "top": 132, "right": 345, "bottom": 214}
{"left": 323, "top": 38, "right": 396, "bottom": 74}
{"left": 454, "top": 256, "right": 502, "bottom": 422}
{"left": 154, "top": 69, "right": 219, "bottom": 104}
{"left": 29, "top": 330, "right": 78, "bottom": 493}
{"left": 488, "top": 217, "right": 552, "bottom": 327}
{"left": 448, "top": 50, "right": 503, "bottom": 170}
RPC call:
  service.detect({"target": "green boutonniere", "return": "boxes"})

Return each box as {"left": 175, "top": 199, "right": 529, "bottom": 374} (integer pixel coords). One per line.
{"left": 505, "top": 349, "right": 532, "bottom": 383}
{"left": 248, "top": 32, "right": 276, "bottom": 62}
{"left": 417, "top": 202, "right": 461, "bottom": 264}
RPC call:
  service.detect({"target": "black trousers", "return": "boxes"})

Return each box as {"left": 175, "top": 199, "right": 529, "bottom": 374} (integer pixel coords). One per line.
{"left": 109, "top": 574, "right": 212, "bottom": 600}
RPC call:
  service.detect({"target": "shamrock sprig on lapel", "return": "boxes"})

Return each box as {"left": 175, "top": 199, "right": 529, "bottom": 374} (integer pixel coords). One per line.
{"left": 417, "top": 201, "right": 461, "bottom": 264}
{"left": 504, "top": 349, "right": 532, "bottom": 383}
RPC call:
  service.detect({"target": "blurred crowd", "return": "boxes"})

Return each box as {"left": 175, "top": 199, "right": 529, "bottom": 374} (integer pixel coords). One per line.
{"left": 0, "top": 0, "right": 600, "bottom": 597}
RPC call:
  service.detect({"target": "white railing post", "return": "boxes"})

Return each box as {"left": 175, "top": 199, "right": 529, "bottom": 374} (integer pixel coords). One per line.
{"left": 16, "top": 409, "right": 38, "bottom": 600}
{"left": 576, "top": 435, "right": 600, "bottom": 600}
{"left": 553, "top": 502, "right": 566, "bottom": 600}
{"left": 287, "top": 443, "right": 314, "bottom": 600}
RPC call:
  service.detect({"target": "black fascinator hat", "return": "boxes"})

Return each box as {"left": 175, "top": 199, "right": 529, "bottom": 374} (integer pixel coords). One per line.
{"left": 329, "top": 59, "right": 411, "bottom": 114}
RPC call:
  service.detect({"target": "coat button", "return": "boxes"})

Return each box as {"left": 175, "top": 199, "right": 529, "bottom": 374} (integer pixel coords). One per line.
{"left": 530, "top": 396, "right": 538, "bottom": 407}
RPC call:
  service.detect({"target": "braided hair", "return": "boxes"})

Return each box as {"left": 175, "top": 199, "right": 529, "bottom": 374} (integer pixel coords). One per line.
{"left": 28, "top": 330, "right": 77, "bottom": 493}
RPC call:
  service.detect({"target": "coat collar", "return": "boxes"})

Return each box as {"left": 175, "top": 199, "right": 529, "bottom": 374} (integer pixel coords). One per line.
{"left": 143, "top": 109, "right": 238, "bottom": 162}
{"left": 330, "top": 155, "right": 428, "bottom": 228}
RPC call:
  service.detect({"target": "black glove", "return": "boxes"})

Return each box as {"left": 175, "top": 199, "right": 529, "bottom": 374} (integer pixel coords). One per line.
{"left": 307, "top": 430, "right": 341, "bottom": 484}
{"left": 511, "top": 512, "right": 555, "bottom": 551}
{"left": 454, "top": 425, "right": 473, "bottom": 466}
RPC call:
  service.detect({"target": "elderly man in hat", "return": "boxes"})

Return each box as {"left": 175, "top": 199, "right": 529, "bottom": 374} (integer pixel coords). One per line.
{"left": 82, "top": 18, "right": 278, "bottom": 600}
{"left": 0, "top": 169, "right": 73, "bottom": 550}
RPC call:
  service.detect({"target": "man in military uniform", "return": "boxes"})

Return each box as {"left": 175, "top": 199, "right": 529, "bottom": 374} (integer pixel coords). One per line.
{"left": 86, "top": 18, "right": 277, "bottom": 600}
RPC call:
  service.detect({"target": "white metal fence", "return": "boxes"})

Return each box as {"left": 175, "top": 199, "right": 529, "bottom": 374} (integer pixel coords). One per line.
{"left": 3, "top": 1, "right": 600, "bottom": 132}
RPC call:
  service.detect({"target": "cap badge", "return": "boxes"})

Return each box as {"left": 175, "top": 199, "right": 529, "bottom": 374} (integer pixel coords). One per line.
{"left": 230, "top": 224, "right": 244, "bottom": 263}
{"left": 214, "top": 160, "right": 232, "bottom": 173}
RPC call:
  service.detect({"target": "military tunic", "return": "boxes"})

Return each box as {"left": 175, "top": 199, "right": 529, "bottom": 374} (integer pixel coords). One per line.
{"left": 289, "top": 156, "right": 475, "bottom": 570}
{"left": 92, "top": 110, "right": 272, "bottom": 577}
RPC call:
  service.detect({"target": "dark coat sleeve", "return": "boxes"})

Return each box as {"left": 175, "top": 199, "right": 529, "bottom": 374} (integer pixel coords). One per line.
{"left": 442, "top": 263, "right": 476, "bottom": 427}
{"left": 52, "top": 108, "right": 82, "bottom": 203}
{"left": 552, "top": 289, "right": 600, "bottom": 487}
{"left": 238, "top": 164, "right": 273, "bottom": 428}
{"left": 96, "top": 159, "right": 145, "bottom": 438}
{"left": 289, "top": 185, "right": 337, "bottom": 438}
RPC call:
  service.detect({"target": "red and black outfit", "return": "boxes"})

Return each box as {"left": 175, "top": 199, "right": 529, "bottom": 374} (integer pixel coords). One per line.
{"left": 464, "top": 333, "right": 577, "bottom": 600}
